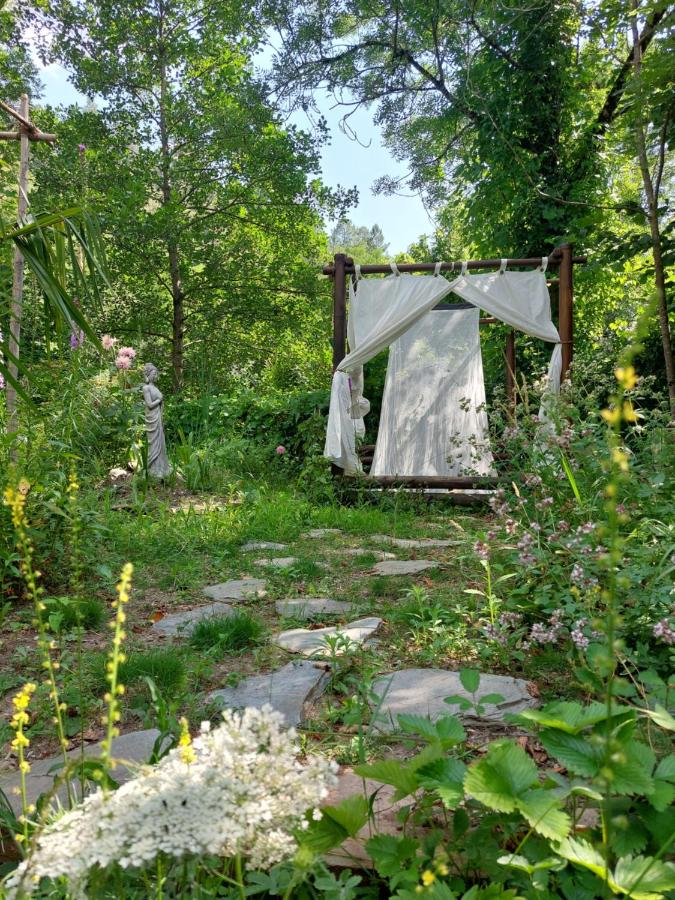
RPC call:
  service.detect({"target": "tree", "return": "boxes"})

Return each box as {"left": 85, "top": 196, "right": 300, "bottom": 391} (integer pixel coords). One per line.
{"left": 30, "top": 0, "right": 348, "bottom": 391}
{"left": 329, "top": 218, "right": 389, "bottom": 263}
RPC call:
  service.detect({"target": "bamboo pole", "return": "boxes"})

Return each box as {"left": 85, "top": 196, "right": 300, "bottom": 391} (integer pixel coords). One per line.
{"left": 6, "top": 94, "right": 30, "bottom": 435}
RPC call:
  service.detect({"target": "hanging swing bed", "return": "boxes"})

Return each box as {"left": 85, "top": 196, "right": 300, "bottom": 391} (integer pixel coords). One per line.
{"left": 323, "top": 244, "right": 586, "bottom": 497}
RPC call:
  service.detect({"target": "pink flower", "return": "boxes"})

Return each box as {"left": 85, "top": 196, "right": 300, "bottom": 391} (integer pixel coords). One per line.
{"left": 101, "top": 334, "right": 117, "bottom": 350}
{"left": 115, "top": 354, "right": 132, "bottom": 370}
{"left": 117, "top": 346, "right": 136, "bottom": 360}
{"left": 70, "top": 329, "right": 85, "bottom": 350}
{"left": 276, "top": 445, "right": 286, "bottom": 455}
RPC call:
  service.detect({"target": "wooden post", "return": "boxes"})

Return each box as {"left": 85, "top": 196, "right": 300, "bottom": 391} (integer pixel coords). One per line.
{"left": 505, "top": 329, "right": 516, "bottom": 414}
{"left": 7, "top": 94, "right": 30, "bottom": 434}
{"left": 332, "top": 252, "right": 347, "bottom": 371}
{"left": 558, "top": 242, "right": 573, "bottom": 380}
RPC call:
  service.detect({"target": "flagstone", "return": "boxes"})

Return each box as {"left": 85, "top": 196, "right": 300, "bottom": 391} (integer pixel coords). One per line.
{"left": 344, "top": 548, "right": 397, "bottom": 560}
{"left": 152, "top": 602, "right": 235, "bottom": 636}
{"left": 202, "top": 578, "right": 267, "bottom": 602}
{"left": 253, "top": 557, "right": 298, "bottom": 569}
{"left": 0, "top": 729, "right": 167, "bottom": 815}
{"left": 371, "top": 534, "right": 461, "bottom": 548}
{"left": 208, "top": 661, "right": 330, "bottom": 726}
{"left": 241, "top": 541, "right": 288, "bottom": 551}
{"left": 370, "top": 668, "right": 537, "bottom": 731}
{"left": 372, "top": 559, "right": 438, "bottom": 576}
{"left": 275, "top": 598, "right": 353, "bottom": 619}
{"left": 275, "top": 617, "right": 382, "bottom": 656}
{"left": 303, "top": 528, "right": 342, "bottom": 538}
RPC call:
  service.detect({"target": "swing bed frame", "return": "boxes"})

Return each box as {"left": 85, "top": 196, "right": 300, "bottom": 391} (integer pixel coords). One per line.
{"left": 323, "top": 243, "right": 587, "bottom": 493}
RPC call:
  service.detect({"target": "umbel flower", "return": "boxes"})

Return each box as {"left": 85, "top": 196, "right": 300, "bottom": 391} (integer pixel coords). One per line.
{"left": 7, "top": 706, "right": 337, "bottom": 897}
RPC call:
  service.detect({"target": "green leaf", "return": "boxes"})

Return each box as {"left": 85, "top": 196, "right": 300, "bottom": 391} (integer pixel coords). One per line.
{"left": 649, "top": 780, "right": 675, "bottom": 813}
{"left": 460, "top": 668, "right": 481, "bottom": 694}
{"left": 539, "top": 730, "right": 601, "bottom": 777}
{"left": 654, "top": 756, "right": 675, "bottom": 781}
{"left": 479, "top": 693, "right": 506, "bottom": 706}
{"left": 611, "top": 821, "right": 649, "bottom": 857}
{"left": 611, "top": 855, "right": 675, "bottom": 899}
{"left": 555, "top": 837, "right": 607, "bottom": 879}
{"left": 354, "top": 760, "right": 419, "bottom": 798}
{"left": 643, "top": 705, "right": 675, "bottom": 731}
{"left": 516, "top": 701, "right": 620, "bottom": 734}
{"left": 464, "top": 741, "right": 537, "bottom": 812}
{"left": 498, "top": 854, "right": 566, "bottom": 875}
{"left": 516, "top": 789, "right": 571, "bottom": 841}
{"left": 301, "top": 795, "right": 369, "bottom": 852}
{"left": 417, "top": 758, "right": 467, "bottom": 808}
{"left": 610, "top": 742, "right": 656, "bottom": 796}
{"left": 366, "top": 834, "right": 418, "bottom": 877}
{"left": 396, "top": 713, "right": 465, "bottom": 746}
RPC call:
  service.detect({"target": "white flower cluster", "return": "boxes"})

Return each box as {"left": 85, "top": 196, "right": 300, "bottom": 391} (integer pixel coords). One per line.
{"left": 8, "top": 706, "right": 337, "bottom": 897}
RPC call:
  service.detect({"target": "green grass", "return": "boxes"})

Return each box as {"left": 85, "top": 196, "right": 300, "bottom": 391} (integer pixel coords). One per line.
{"left": 44, "top": 595, "right": 106, "bottom": 631}
{"left": 188, "top": 610, "right": 265, "bottom": 653}
{"left": 118, "top": 648, "right": 187, "bottom": 694}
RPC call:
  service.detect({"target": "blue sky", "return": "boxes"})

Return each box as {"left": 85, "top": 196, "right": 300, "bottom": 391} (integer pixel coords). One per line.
{"left": 37, "top": 63, "right": 434, "bottom": 255}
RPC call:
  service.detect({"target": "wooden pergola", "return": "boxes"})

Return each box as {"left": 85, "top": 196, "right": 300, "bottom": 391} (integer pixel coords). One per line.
{"left": 323, "top": 243, "right": 587, "bottom": 492}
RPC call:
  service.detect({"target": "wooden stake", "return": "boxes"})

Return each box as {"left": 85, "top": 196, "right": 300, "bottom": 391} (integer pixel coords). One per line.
{"left": 558, "top": 243, "right": 574, "bottom": 380}
{"left": 332, "top": 253, "right": 347, "bottom": 371}
{"left": 7, "top": 94, "right": 30, "bottom": 435}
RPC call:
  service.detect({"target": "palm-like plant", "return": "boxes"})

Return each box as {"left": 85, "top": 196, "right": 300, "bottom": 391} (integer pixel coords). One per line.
{"left": 1, "top": 206, "right": 109, "bottom": 401}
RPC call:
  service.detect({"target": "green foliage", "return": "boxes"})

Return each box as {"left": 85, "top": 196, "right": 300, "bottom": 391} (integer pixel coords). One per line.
{"left": 43, "top": 594, "right": 105, "bottom": 632}
{"left": 188, "top": 610, "right": 265, "bottom": 653}
{"left": 118, "top": 649, "right": 187, "bottom": 695}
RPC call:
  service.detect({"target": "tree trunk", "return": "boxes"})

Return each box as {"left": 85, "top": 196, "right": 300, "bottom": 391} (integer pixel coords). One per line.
{"left": 632, "top": 5, "right": 675, "bottom": 416}
{"left": 7, "top": 94, "right": 30, "bottom": 435}
{"left": 158, "top": 20, "right": 184, "bottom": 392}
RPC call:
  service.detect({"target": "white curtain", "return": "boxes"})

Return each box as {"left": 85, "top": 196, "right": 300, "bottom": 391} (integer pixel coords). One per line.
{"left": 371, "top": 308, "right": 494, "bottom": 477}
{"left": 324, "top": 267, "right": 560, "bottom": 474}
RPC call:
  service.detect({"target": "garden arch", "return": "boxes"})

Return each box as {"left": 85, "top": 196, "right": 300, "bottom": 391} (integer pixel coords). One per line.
{"left": 322, "top": 244, "right": 586, "bottom": 492}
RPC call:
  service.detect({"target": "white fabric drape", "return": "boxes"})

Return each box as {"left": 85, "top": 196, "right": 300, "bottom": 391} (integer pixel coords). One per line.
{"left": 371, "top": 308, "right": 494, "bottom": 477}
{"left": 324, "top": 273, "right": 454, "bottom": 473}
{"left": 323, "top": 267, "right": 560, "bottom": 474}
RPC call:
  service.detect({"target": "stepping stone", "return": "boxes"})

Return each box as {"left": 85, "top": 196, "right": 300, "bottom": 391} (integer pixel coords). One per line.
{"left": 254, "top": 557, "right": 298, "bottom": 569}
{"left": 241, "top": 541, "right": 288, "bottom": 551}
{"left": 0, "top": 729, "right": 167, "bottom": 815}
{"left": 371, "top": 534, "right": 461, "bottom": 548}
{"left": 208, "top": 661, "right": 330, "bottom": 726}
{"left": 276, "top": 598, "right": 353, "bottom": 619}
{"left": 370, "top": 668, "right": 537, "bottom": 731}
{"left": 303, "top": 528, "right": 341, "bottom": 538}
{"left": 372, "top": 559, "right": 438, "bottom": 576}
{"left": 344, "top": 548, "right": 397, "bottom": 560}
{"left": 202, "top": 578, "right": 267, "bottom": 602}
{"left": 152, "top": 602, "right": 235, "bottom": 637}
{"left": 275, "top": 617, "right": 382, "bottom": 656}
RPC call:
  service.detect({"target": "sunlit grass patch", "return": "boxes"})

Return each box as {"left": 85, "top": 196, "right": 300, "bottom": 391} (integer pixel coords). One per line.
{"left": 189, "top": 610, "right": 266, "bottom": 653}
{"left": 119, "top": 648, "right": 187, "bottom": 694}
{"left": 43, "top": 595, "right": 106, "bottom": 632}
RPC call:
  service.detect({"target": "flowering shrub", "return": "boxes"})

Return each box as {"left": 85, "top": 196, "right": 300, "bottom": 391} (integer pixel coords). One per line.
{"left": 8, "top": 706, "right": 337, "bottom": 897}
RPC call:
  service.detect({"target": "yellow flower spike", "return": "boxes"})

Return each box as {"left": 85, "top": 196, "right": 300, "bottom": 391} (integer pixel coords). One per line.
{"left": 611, "top": 448, "right": 630, "bottom": 473}
{"left": 101, "top": 563, "right": 134, "bottom": 785}
{"left": 601, "top": 407, "right": 621, "bottom": 426}
{"left": 421, "top": 871, "right": 436, "bottom": 886}
{"left": 10, "top": 683, "right": 37, "bottom": 843}
{"left": 622, "top": 402, "right": 638, "bottom": 422}
{"left": 615, "top": 366, "right": 637, "bottom": 390}
{"left": 178, "top": 716, "right": 197, "bottom": 765}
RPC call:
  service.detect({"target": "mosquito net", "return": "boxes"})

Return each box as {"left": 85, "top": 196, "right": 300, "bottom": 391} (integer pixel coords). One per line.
{"left": 371, "top": 307, "right": 494, "bottom": 477}
{"left": 324, "top": 262, "right": 560, "bottom": 476}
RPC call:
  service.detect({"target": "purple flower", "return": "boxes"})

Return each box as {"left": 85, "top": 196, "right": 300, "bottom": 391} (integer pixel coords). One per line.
{"left": 70, "top": 328, "right": 85, "bottom": 350}
{"left": 483, "top": 623, "right": 507, "bottom": 644}
{"left": 498, "top": 611, "right": 523, "bottom": 629}
{"left": 653, "top": 619, "right": 675, "bottom": 645}
{"left": 276, "top": 445, "right": 286, "bottom": 455}
{"left": 78, "top": 143, "right": 86, "bottom": 152}
{"left": 473, "top": 539, "right": 489, "bottom": 560}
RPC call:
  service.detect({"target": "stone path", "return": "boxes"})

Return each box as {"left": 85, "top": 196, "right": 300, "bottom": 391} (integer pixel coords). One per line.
{"left": 372, "top": 559, "right": 438, "bottom": 576}
{"left": 208, "top": 661, "right": 330, "bottom": 726}
{"left": 276, "top": 598, "right": 353, "bottom": 620}
{"left": 0, "top": 729, "right": 167, "bottom": 815}
{"left": 241, "top": 541, "right": 287, "bottom": 551}
{"left": 253, "top": 557, "right": 298, "bottom": 569}
{"left": 275, "top": 617, "right": 382, "bottom": 656}
{"left": 303, "top": 528, "right": 341, "bottom": 538}
{"left": 202, "top": 578, "right": 267, "bottom": 601}
{"left": 371, "top": 534, "right": 461, "bottom": 549}
{"left": 152, "top": 602, "right": 234, "bottom": 636}
{"left": 370, "top": 668, "right": 537, "bottom": 731}
{"left": 344, "top": 548, "right": 397, "bottom": 561}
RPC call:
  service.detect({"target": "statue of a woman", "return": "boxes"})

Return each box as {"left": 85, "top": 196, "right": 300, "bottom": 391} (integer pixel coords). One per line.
{"left": 142, "top": 363, "right": 171, "bottom": 478}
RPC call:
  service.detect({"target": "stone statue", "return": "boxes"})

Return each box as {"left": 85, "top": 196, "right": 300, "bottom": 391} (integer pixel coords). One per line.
{"left": 142, "top": 363, "right": 171, "bottom": 478}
